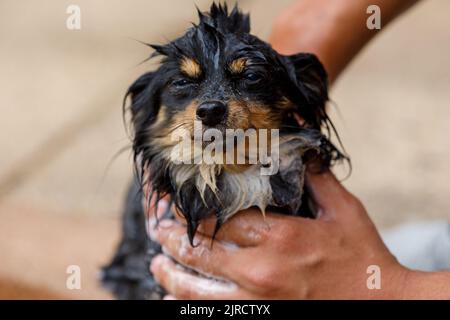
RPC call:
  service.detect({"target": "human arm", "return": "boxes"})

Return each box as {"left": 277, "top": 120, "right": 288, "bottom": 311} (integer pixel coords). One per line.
{"left": 270, "top": 0, "right": 419, "bottom": 83}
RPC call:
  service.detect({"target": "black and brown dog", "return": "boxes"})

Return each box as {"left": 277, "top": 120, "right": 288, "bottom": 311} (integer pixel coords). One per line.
{"left": 102, "top": 3, "right": 346, "bottom": 299}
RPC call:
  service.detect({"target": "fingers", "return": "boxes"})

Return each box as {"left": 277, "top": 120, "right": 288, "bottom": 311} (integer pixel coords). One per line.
{"left": 154, "top": 219, "right": 248, "bottom": 283}
{"left": 151, "top": 255, "right": 249, "bottom": 300}
{"left": 172, "top": 205, "right": 280, "bottom": 247}
{"left": 197, "top": 209, "right": 274, "bottom": 247}
{"left": 208, "top": 209, "right": 313, "bottom": 246}
{"left": 151, "top": 202, "right": 274, "bottom": 248}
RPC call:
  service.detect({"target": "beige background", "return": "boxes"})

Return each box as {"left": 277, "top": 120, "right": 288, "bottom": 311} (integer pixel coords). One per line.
{"left": 0, "top": 0, "right": 449, "bottom": 299}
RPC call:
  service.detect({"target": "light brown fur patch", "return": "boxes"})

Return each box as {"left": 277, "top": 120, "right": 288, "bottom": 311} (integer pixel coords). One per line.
{"left": 227, "top": 100, "right": 251, "bottom": 129}
{"left": 171, "top": 101, "right": 198, "bottom": 133}
{"left": 229, "top": 58, "right": 247, "bottom": 74}
{"left": 225, "top": 100, "right": 281, "bottom": 171}
{"left": 226, "top": 100, "right": 282, "bottom": 130}
{"left": 150, "top": 102, "right": 198, "bottom": 149}
{"left": 180, "top": 57, "right": 202, "bottom": 78}
{"left": 248, "top": 103, "right": 282, "bottom": 129}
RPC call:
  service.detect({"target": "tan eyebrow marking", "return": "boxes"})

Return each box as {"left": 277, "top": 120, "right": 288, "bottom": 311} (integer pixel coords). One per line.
{"left": 180, "top": 57, "right": 202, "bottom": 78}
{"left": 229, "top": 58, "right": 247, "bottom": 74}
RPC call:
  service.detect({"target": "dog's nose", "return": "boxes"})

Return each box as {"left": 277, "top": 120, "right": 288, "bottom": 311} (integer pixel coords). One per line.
{"left": 196, "top": 101, "right": 227, "bottom": 126}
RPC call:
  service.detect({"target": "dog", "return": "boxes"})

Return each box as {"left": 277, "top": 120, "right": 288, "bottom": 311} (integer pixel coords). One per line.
{"left": 101, "top": 3, "right": 346, "bottom": 300}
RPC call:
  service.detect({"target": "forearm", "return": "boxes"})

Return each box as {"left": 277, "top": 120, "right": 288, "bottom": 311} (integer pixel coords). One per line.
{"left": 270, "top": 0, "right": 419, "bottom": 83}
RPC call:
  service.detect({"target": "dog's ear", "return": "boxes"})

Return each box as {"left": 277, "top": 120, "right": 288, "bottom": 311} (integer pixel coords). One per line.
{"left": 125, "top": 71, "right": 161, "bottom": 124}
{"left": 282, "top": 53, "right": 329, "bottom": 129}
{"left": 125, "top": 71, "right": 166, "bottom": 184}
{"left": 125, "top": 72, "right": 159, "bottom": 119}
{"left": 280, "top": 53, "right": 349, "bottom": 170}
{"left": 288, "top": 53, "right": 328, "bottom": 107}
{"left": 127, "top": 71, "right": 155, "bottom": 104}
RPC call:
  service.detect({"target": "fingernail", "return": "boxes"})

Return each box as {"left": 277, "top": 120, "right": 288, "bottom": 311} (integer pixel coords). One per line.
{"left": 163, "top": 295, "right": 176, "bottom": 300}
{"left": 159, "top": 219, "right": 174, "bottom": 228}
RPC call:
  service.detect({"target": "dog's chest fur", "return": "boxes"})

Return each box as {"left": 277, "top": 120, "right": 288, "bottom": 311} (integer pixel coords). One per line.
{"left": 148, "top": 133, "right": 320, "bottom": 238}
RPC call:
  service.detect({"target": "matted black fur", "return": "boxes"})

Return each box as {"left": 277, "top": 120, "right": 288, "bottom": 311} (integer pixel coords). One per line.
{"left": 102, "top": 3, "right": 348, "bottom": 300}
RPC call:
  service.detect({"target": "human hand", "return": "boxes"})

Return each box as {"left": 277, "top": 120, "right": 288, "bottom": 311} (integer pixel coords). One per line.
{"left": 149, "top": 171, "right": 411, "bottom": 299}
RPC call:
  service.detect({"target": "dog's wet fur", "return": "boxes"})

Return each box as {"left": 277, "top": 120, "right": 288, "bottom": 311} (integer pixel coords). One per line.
{"left": 102, "top": 3, "right": 347, "bottom": 299}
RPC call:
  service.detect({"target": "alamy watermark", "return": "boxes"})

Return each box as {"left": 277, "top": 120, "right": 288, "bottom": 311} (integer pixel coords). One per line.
{"left": 66, "top": 265, "right": 81, "bottom": 290}
{"left": 66, "top": 5, "right": 81, "bottom": 30}
{"left": 367, "top": 5, "right": 381, "bottom": 30}
{"left": 169, "top": 120, "right": 280, "bottom": 175}
{"left": 366, "top": 264, "right": 381, "bottom": 290}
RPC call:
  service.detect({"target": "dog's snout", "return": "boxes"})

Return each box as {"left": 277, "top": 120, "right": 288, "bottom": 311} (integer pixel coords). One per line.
{"left": 196, "top": 101, "right": 227, "bottom": 126}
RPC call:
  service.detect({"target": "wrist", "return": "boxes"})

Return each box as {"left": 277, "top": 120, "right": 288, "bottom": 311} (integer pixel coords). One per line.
{"left": 370, "top": 262, "right": 411, "bottom": 299}
{"left": 402, "top": 269, "right": 450, "bottom": 299}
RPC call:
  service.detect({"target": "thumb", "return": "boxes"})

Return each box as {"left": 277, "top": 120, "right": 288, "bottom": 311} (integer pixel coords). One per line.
{"left": 305, "top": 170, "right": 356, "bottom": 221}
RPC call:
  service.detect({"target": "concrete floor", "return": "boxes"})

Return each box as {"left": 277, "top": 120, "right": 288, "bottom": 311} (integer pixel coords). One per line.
{"left": 1, "top": 0, "right": 449, "bottom": 299}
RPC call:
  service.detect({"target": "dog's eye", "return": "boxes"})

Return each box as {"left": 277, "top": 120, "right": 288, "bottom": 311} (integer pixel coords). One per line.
{"left": 243, "top": 72, "right": 262, "bottom": 82}
{"left": 172, "top": 78, "right": 191, "bottom": 87}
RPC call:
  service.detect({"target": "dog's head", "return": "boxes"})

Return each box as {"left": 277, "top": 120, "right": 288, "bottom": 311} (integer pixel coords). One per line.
{"left": 128, "top": 3, "right": 335, "bottom": 151}
{"left": 126, "top": 3, "right": 346, "bottom": 242}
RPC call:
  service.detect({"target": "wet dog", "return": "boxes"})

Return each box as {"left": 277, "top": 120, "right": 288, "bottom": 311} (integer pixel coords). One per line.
{"left": 102, "top": 3, "right": 346, "bottom": 299}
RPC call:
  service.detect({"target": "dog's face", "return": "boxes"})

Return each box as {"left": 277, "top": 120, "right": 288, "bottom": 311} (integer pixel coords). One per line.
{"left": 160, "top": 52, "right": 286, "bottom": 136}
{"left": 126, "top": 4, "right": 346, "bottom": 242}
{"left": 157, "top": 37, "right": 295, "bottom": 137}
{"left": 128, "top": 4, "right": 332, "bottom": 157}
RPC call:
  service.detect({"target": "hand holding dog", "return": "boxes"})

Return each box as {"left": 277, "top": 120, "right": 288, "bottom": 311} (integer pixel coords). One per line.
{"left": 150, "top": 171, "right": 411, "bottom": 299}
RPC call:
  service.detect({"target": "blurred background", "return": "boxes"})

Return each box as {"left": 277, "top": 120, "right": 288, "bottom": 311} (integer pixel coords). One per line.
{"left": 0, "top": 0, "right": 449, "bottom": 299}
